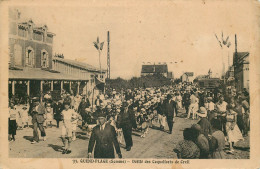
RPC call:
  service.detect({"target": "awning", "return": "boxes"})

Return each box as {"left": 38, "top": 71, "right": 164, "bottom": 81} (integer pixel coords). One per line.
{"left": 95, "top": 77, "right": 105, "bottom": 91}
{"left": 9, "top": 67, "right": 89, "bottom": 81}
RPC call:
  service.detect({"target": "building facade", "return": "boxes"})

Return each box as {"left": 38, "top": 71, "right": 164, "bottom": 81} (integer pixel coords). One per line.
{"left": 233, "top": 52, "right": 249, "bottom": 92}
{"left": 141, "top": 64, "right": 173, "bottom": 79}
{"left": 8, "top": 9, "right": 105, "bottom": 101}
{"left": 181, "top": 72, "right": 194, "bottom": 83}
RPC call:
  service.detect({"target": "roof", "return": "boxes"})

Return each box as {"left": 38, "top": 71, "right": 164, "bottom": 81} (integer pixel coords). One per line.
{"left": 233, "top": 52, "right": 249, "bottom": 64}
{"left": 184, "top": 72, "right": 194, "bottom": 76}
{"left": 9, "top": 67, "right": 89, "bottom": 81}
{"left": 141, "top": 64, "right": 168, "bottom": 73}
{"left": 53, "top": 57, "right": 106, "bottom": 73}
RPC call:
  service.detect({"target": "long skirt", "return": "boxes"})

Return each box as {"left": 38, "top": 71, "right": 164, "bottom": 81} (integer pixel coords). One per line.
{"left": 9, "top": 119, "right": 17, "bottom": 135}
{"left": 226, "top": 122, "right": 244, "bottom": 143}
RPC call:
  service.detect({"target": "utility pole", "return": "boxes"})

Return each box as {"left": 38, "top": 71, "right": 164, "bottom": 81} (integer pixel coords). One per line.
{"left": 107, "top": 31, "right": 110, "bottom": 79}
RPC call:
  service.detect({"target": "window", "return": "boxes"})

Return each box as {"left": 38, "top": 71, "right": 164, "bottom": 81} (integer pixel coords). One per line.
{"left": 41, "top": 50, "right": 49, "bottom": 68}
{"left": 26, "top": 47, "right": 34, "bottom": 67}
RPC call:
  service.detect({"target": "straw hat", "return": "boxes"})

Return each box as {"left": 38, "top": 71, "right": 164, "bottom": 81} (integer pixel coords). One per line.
{"left": 197, "top": 107, "right": 207, "bottom": 118}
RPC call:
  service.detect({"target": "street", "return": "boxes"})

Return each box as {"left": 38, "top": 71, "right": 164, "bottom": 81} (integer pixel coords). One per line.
{"left": 9, "top": 111, "right": 249, "bottom": 159}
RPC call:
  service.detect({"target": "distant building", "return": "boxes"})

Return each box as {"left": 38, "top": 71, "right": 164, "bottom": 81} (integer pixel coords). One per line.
{"left": 233, "top": 52, "right": 249, "bottom": 92}
{"left": 181, "top": 72, "right": 194, "bottom": 83}
{"left": 141, "top": 63, "right": 173, "bottom": 79}
{"left": 194, "top": 69, "right": 220, "bottom": 90}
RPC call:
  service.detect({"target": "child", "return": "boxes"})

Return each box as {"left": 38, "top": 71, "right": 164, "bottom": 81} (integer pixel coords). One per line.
{"left": 45, "top": 102, "right": 53, "bottom": 128}
{"left": 71, "top": 111, "right": 80, "bottom": 141}
{"left": 61, "top": 101, "right": 77, "bottom": 154}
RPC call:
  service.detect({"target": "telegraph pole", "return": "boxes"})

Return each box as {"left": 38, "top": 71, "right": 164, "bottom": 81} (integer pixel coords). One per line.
{"left": 107, "top": 31, "right": 110, "bottom": 79}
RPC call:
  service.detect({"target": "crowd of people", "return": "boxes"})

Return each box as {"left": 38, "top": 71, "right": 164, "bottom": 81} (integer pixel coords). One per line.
{"left": 8, "top": 82, "right": 250, "bottom": 159}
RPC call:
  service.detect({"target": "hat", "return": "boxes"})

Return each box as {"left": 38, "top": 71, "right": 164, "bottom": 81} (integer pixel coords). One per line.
{"left": 197, "top": 107, "right": 207, "bottom": 118}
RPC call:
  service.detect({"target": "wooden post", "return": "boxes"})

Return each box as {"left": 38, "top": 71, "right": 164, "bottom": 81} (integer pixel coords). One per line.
{"left": 61, "top": 81, "right": 63, "bottom": 90}
{"left": 12, "top": 81, "right": 15, "bottom": 96}
{"left": 77, "top": 81, "right": 80, "bottom": 95}
{"left": 27, "top": 80, "right": 30, "bottom": 96}
{"left": 51, "top": 80, "right": 54, "bottom": 91}
{"left": 69, "top": 81, "right": 72, "bottom": 91}
{"left": 40, "top": 81, "right": 43, "bottom": 102}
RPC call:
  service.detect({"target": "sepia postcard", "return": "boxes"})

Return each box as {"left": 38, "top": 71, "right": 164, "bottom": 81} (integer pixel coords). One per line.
{"left": 0, "top": 0, "right": 260, "bottom": 169}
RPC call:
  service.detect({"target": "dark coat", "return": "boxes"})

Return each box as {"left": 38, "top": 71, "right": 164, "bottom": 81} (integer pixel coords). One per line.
{"left": 117, "top": 108, "right": 137, "bottom": 129}
{"left": 88, "top": 123, "right": 121, "bottom": 158}
{"left": 163, "top": 99, "right": 177, "bottom": 118}
{"left": 156, "top": 102, "right": 164, "bottom": 115}
{"left": 53, "top": 102, "right": 63, "bottom": 121}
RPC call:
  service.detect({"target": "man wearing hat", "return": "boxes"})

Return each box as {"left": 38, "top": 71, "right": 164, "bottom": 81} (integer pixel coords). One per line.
{"left": 29, "top": 97, "right": 46, "bottom": 144}
{"left": 88, "top": 112, "right": 122, "bottom": 158}
{"left": 163, "top": 94, "right": 177, "bottom": 134}
{"left": 197, "top": 107, "right": 212, "bottom": 138}
{"left": 117, "top": 101, "right": 137, "bottom": 151}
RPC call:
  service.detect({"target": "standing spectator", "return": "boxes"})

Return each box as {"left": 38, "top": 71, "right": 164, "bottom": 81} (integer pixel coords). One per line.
{"left": 95, "top": 95, "right": 103, "bottom": 107}
{"left": 234, "top": 97, "right": 245, "bottom": 136}
{"left": 29, "top": 97, "right": 47, "bottom": 144}
{"left": 44, "top": 91, "right": 52, "bottom": 103}
{"left": 117, "top": 102, "right": 137, "bottom": 151}
{"left": 226, "top": 107, "right": 244, "bottom": 154}
{"left": 45, "top": 102, "right": 53, "bottom": 128}
{"left": 88, "top": 112, "right": 122, "bottom": 158}
{"left": 53, "top": 100, "right": 63, "bottom": 128}
{"left": 163, "top": 94, "right": 177, "bottom": 134}
{"left": 205, "top": 97, "right": 215, "bottom": 122}
{"left": 186, "top": 91, "right": 199, "bottom": 120}
{"left": 78, "top": 96, "right": 90, "bottom": 127}
{"left": 197, "top": 107, "right": 212, "bottom": 138}
{"left": 9, "top": 101, "right": 18, "bottom": 141}
{"left": 173, "top": 128, "right": 200, "bottom": 159}
{"left": 183, "top": 90, "right": 190, "bottom": 114}
{"left": 215, "top": 95, "right": 228, "bottom": 135}
{"left": 241, "top": 95, "right": 250, "bottom": 136}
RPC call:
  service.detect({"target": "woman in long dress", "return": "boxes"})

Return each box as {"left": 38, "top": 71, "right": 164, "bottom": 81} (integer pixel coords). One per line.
{"left": 226, "top": 106, "right": 244, "bottom": 154}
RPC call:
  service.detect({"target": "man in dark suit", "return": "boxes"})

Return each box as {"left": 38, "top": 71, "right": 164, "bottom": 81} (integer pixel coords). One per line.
{"left": 29, "top": 97, "right": 46, "bottom": 144}
{"left": 88, "top": 112, "right": 122, "bottom": 158}
{"left": 163, "top": 94, "right": 177, "bottom": 134}
{"left": 117, "top": 101, "right": 137, "bottom": 151}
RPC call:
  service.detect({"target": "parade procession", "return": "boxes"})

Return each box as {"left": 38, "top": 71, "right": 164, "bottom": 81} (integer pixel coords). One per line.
{"left": 7, "top": 7, "right": 250, "bottom": 159}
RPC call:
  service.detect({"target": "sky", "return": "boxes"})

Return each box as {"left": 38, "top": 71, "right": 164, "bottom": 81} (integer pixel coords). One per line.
{"left": 13, "top": 0, "right": 258, "bottom": 79}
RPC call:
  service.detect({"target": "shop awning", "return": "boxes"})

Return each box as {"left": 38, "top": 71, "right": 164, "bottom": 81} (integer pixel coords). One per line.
{"left": 9, "top": 67, "right": 89, "bottom": 81}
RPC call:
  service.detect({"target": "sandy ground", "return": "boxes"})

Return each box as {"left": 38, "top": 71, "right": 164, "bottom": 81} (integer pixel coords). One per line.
{"left": 9, "top": 111, "right": 249, "bottom": 159}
